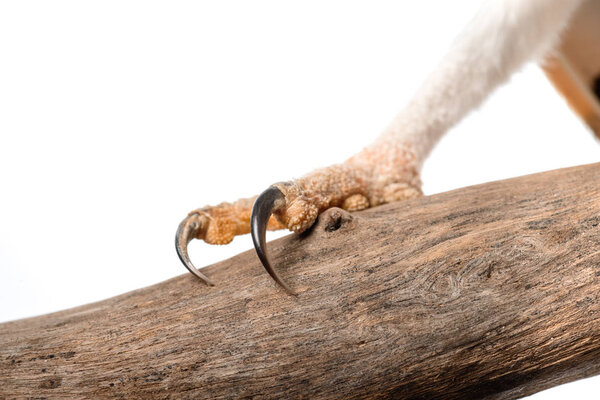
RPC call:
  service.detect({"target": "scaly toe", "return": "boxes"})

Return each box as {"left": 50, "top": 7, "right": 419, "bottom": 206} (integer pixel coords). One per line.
{"left": 383, "top": 182, "right": 422, "bottom": 203}
{"left": 205, "top": 217, "right": 237, "bottom": 245}
{"left": 342, "top": 194, "right": 370, "bottom": 212}
{"left": 271, "top": 182, "right": 320, "bottom": 234}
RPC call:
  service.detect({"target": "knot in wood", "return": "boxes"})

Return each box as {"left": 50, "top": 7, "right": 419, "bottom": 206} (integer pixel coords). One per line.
{"left": 319, "top": 207, "right": 354, "bottom": 232}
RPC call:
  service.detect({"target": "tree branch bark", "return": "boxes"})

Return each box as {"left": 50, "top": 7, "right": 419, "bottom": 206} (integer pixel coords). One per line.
{"left": 3, "top": 163, "right": 600, "bottom": 399}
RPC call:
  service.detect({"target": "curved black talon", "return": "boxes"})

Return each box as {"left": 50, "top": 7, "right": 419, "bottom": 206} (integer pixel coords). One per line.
{"left": 251, "top": 186, "right": 295, "bottom": 294}
{"left": 175, "top": 214, "right": 215, "bottom": 286}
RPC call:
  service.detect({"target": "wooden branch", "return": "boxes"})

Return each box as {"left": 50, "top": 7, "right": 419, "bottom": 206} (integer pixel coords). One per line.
{"left": 3, "top": 163, "right": 600, "bottom": 399}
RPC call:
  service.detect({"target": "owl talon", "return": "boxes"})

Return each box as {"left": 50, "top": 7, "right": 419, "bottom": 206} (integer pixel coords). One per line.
{"left": 251, "top": 186, "right": 295, "bottom": 295}
{"left": 175, "top": 214, "right": 215, "bottom": 286}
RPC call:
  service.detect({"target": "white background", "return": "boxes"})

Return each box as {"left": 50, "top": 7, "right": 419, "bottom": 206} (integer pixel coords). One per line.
{"left": 1, "top": 1, "right": 599, "bottom": 397}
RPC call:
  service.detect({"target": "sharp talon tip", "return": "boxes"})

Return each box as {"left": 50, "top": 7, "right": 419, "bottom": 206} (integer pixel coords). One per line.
{"left": 175, "top": 215, "right": 215, "bottom": 286}
{"left": 251, "top": 186, "right": 295, "bottom": 295}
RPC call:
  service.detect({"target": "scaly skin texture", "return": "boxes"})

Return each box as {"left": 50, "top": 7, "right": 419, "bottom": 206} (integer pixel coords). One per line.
{"left": 186, "top": 197, "right": 283, "bottom": 245}
{"left": 189, "top": 139, "right": 422, "bottom": 245}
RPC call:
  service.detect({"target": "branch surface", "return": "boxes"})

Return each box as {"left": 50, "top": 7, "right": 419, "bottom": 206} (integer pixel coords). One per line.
{"left": 3, "top": 163, "right": 600, "bottom": 399}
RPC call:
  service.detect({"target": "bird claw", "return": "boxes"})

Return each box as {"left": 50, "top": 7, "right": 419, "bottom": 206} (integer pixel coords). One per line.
{"left": 251, "top": 186, "right": 296, "bottom": 295}
{"left": 175, "top": 186, "right": 295, "bottom": 294}
{"left": 175, "top": 213, "right": 215, "bottom": 286}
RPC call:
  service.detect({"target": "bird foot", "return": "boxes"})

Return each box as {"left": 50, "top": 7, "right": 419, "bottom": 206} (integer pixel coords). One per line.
{"left": 176, "top": 141, "right": 422, "bottom": 293}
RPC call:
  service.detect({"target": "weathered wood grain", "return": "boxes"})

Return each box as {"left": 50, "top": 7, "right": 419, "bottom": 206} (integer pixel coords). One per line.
{"left": 3, "top": 163, "right": 600, "bottom": 399}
